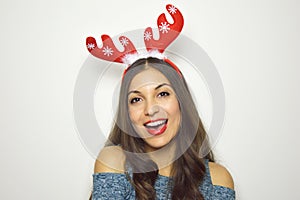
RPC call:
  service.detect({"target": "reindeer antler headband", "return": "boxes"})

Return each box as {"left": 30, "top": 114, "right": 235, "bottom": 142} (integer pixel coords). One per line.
{"left": 86, "top": 4, "right": 184, "bottom": 77}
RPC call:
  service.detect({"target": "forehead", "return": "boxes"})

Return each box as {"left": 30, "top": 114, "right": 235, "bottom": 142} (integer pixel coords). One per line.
{"left": 129, "top": 67, "right": 170, "bottom": 91}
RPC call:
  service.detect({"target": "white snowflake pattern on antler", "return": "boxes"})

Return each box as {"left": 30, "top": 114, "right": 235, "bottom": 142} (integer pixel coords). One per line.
{"left": 144, "top": 31, "right": 152, "bottom": 41}
{"left": 87, "top": 43, "right": 95, "bottom": 50}
{"left": 168, "top": 5, "right": 177, "bottom": 14}
{"left": 159, "top": 22, "right": 170, "bottom": 34}
{"left": 120, "top": 37, "right": 129, "bottom": 46}
{"left": 86, "top": 4, "right": 183, "bottom": 64}
{"left": 102, "top": 46, "right": 114, "bottom": 56}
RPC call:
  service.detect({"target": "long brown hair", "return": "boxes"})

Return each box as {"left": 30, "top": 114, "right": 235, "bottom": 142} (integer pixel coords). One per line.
{"left": 106, "top": 57, "right": 214, "bottom": 200}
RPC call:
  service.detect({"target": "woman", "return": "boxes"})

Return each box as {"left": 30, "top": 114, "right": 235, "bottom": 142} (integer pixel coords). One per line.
{"left": 91, "top": 57, "right": 235, "bottom": 200}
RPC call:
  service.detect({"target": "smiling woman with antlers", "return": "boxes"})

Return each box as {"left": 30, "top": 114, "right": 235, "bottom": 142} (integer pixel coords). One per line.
{"left": 87, "top": 4, "right": 235, "bottom": 200}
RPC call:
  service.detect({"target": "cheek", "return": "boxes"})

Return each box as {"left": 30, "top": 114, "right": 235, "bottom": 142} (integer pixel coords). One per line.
{"left": 165, "top": 99, "right": 181, "bottom": 117}
{"left": 128, "top": 106, "right": 142, "bottom": 124}
{"left": 173, "top": 107, "right": 181, "bottom": 126}
{"left": 128, "top": 108, "right": 136, "bottom": 122}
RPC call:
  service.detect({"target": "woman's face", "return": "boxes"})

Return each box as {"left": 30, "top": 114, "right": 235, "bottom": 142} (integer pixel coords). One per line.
{"left": 128, "top": 67, "right": 181, "bottom": 151}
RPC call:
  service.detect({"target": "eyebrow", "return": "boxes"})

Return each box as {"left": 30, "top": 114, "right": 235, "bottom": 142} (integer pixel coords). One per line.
{"left": 128, "top": 83, "right": 171, "bottom": 96}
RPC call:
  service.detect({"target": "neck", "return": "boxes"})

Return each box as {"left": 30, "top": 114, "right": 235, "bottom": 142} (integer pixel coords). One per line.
{"left": 159, "top": 164, "right": 173, "bottom": 177}
{"left": 144, "top": 143, "right": 176, "bottom": 176}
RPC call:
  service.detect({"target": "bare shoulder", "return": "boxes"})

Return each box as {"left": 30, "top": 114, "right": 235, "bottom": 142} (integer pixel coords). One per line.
{"left": 208, "top": 162, "right": 234, "bottom": 190}
{"left": 94, "top": 146, "right": 126, "bottom": 173}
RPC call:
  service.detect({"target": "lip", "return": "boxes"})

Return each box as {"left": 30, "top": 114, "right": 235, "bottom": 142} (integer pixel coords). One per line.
{"left": 143, "top": 118, "right": 167, "bottom": 126}
{"left": 144, "top": 119, "right": 168, "bottom": 136}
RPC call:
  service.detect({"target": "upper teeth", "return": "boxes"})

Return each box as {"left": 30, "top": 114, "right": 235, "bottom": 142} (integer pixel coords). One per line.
{"left": 145, "top": 120, "right": 166, "bottom": 127}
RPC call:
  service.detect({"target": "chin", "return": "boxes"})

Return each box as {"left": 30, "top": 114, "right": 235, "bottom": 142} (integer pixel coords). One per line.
{"left": 145, "top": 138, "right": 172, "bottom": 151}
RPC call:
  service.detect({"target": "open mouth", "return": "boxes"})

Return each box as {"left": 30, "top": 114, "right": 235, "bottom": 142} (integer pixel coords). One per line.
{"left": 144, "top": 119, "right": 168, "bottom": 136}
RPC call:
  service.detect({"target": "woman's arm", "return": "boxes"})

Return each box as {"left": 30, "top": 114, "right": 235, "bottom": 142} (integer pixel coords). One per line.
{"left": 209, "top": 162, "right": 234, "bottom": 190}
{"left": 94, "top": 146, "right": 126, "bottom": 173}
{"left": 91, "top": 146, "right": 133, "bottom": 200}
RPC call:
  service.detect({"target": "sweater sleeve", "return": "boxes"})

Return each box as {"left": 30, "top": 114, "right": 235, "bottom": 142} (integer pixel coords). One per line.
{"left": 92, "top": 173, "right": 133, "bottom": 200}
{"left": 212, "top": 185, "right": 235, "bottom": 200}
{"left": 200, "top": 159, "right": 236, "bottom": 200}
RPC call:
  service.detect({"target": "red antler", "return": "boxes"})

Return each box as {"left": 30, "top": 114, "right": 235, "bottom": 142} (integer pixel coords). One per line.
{"left": 86, "top": 35, "right": 137, "bottom": 63}
{"left": 144, "top": 4, "right": 184, "bottom": 53}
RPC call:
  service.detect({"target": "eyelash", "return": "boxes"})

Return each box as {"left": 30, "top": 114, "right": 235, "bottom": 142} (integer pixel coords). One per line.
{"left": 158, "top": 91, "right": 170, "bottom": 97}
{"left": 129, "top": 92, "right": 170, "bottom": 104}
{"left": 130, "top": 97, "right": 141, "bottom": 104}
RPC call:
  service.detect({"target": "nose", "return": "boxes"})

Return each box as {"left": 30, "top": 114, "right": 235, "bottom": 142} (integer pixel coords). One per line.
{"left": 144, "top": 99, "right": 159, "bottom": 116}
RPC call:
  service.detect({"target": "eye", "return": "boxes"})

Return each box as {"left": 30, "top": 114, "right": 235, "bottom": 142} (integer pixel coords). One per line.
{"left": 130, "top": 97, "right": 142, "bottom": 104}
{"left": 158, "top": 91, "right": 170, "bottom": 98}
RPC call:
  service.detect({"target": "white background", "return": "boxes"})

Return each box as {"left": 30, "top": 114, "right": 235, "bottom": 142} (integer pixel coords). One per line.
{"left": 1, "top": 0, "right": 299, "bottom": 199}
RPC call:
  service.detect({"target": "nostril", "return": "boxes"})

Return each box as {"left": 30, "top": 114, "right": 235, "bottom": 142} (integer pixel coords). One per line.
{"left": 144, "top": 105, "right": 160, "bottom": 116}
